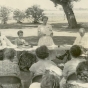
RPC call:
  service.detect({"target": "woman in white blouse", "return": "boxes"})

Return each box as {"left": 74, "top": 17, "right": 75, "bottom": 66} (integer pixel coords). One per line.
{"left": 38, "top": 16, "right": 55, "bottom": 46}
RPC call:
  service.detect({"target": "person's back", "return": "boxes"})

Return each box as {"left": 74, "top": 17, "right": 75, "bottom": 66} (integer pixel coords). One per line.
{"left": 0, "top": 48, "right": 21, "bottom": 88}
{"left": 65, "top": 61, "right": 88, "bottom": 88}
{"left": 63, "top": 45, "right": 85, "bottom": 78}
{"left": 30, "top": 45, "right": 56, "bottom": 76}
{"left": 0, "top": 60, "right": 20, "bottom": 76}
{"left": 61, "top": 45, "right": 86, "bottom": 88}
{"left": 30, "top": 59, "right": 56, "bottom": 76}
{"left": 63, "top": 58, "right": 85, "bottom": 78}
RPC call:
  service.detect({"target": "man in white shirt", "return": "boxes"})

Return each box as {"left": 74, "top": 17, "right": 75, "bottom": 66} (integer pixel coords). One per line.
{"left": 74, "top": 28, "right": 88, "bottom": 48}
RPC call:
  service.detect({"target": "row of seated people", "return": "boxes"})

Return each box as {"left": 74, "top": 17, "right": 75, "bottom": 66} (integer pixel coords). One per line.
{"left": 0, "top": 15, "right": 87, "bottom": 48}
{"left": 0, "top": 44, "right": 88, "bottom": 88}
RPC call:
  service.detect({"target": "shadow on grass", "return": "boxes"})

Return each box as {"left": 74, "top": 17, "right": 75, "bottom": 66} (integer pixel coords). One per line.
{"left": 0, "top": 22, "right": 88, "bottom": 33}
{"left": 51, "top": 22, "right": 88, "bottom": 33}
{"left": 0, "top": 23, "right": 40, "bottom": 29}
{"left": 7, "top": 36, "right": 76, "bottom": 46}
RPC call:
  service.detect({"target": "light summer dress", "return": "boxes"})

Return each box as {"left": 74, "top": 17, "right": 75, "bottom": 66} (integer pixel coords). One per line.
{"left": 38, "top": 24, "right": 55, "bottom": 46}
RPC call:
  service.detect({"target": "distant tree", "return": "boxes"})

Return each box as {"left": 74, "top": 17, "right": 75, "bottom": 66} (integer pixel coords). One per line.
{"left": 13, "top": 9, "right": 25, "bottom": 23}
{"left": 50, "top": 0, "right": 80, "bottom": 28}
{"left": 0, "top": 6, "right": 11, "bottom": 24}
{"left": 25, "top": 5, "right": 44, "bottom": 23}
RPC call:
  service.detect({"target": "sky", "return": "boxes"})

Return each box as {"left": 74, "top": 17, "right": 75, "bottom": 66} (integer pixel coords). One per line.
{"left": 0, "top": 0, "right": 87, "bottom": 10}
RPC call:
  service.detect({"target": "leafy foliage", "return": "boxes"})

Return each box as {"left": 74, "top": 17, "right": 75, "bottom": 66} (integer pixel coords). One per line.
{"left": 50, "top": 0, "right": 80, "bottom": 6}
{"left": 25, "top": 5, "right": 44, "bottom": 23}
{"left": 13, "top": 9, "right": 25, "bottom": 23}
{"left": 0, "top": 6, "right": 11, "bottom": 24}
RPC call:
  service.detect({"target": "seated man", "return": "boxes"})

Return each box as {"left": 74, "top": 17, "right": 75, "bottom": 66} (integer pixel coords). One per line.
{"left": 15, "top": 30, "right": 28, "bottom": 47}
{"left": 60, "top": 45, "right": 85, "bottom": 88}
{"left": 74, "top": 28, "right": 88, "bottom": 48}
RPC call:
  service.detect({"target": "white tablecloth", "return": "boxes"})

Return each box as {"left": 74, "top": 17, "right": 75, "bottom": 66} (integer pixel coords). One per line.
{"left": 0, "top": 45, "right": 72, "bottom": 60}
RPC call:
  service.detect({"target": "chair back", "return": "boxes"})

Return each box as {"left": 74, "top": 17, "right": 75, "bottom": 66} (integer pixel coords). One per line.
{"left": 32, "top": 75, "right": 42, "bottom": 83}
{"left": 0, "top": 76, "right": 21, "bottom": 84}
{"left": 66, "top": 73, "right": 77, "bottom": 83}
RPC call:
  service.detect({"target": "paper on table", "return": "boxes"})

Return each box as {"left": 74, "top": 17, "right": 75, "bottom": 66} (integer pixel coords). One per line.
{"left": 48, "top": 45, "right": 58, "bottom": 50}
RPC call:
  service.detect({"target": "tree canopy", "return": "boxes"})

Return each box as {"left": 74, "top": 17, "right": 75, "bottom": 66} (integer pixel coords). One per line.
{"left": 13, "top": 9, "right": 25, "bottom": 23}
{"left": 50, "top": 0, "right": 80, "bottom": 6}
{"left": 25, "top": 5, "right": 44, "bottom": 23}
{"left": 50, "top": 0, "right": 80, "bottom": 28}
{"left": 0, "top": 6, "right": 11, "bottom": 24}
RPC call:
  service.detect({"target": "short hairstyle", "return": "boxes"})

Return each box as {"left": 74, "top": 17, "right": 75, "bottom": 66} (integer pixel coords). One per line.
{"left": 17, "top": 30, "right": 23, "bottom": 35}
{"left": 70, "top": 45, "right": 82, "bottom": 58}
{"left": 41, "top": 70, "right": 60, "bottom": 88}
{"left": 36, "top": 45, "right": 49, "bottom": 59}
{"left": 76, "top": 61, "right": 88, "bottom": 76}
{"left": 4, "top": 48, "right": 15, "bottom": 59}
{"left": 79, "top": 28, "right": 85, "bottom": 33}
{"left": 42, "top": 16, "right": 48, "bottom": 21}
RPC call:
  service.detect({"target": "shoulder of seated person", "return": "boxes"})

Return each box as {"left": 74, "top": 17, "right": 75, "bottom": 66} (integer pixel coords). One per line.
{"left": 30, "top": 62, "right": 38, "bottom": 67}
{"left": 47, "top": 24, "right": 51, "bottom": 26}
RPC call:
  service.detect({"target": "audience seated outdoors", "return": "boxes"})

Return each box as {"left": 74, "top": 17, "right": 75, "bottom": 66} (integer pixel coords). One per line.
{"left": 0, "top": 27, "right": 88, "bottom": 88}
{"left": 66, "top": 61, "right": 88, "bottom": 88}
{"left": 29, "top": 45, "right": 57, "bottom": 78}
{"left": 60, "top": 45, "right": 86, "bottom": 88}
{"left": 29, "top": 65, "right": 62, "bottom": 88}
{"left": 0, "top": 48, "right": 21, "bottom": 88}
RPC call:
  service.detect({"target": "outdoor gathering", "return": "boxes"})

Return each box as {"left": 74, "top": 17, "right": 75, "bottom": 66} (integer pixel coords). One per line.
{"left": 0, "top": 0, "right": 88, "bottom": 88}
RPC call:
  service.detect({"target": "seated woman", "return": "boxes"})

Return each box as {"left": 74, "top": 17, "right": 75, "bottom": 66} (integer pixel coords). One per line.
{"left": 29, "top": 45, "right": 57, "bottom": 77}
{"left": 66, "top": 61, "right": 88, "bottom": 88}
{"left": 15, "top": 30, "right": 28, "bottom": 46}
{"left": 0, "top": 48, "right": 20, "bottom": 88}
{"left": 60, "top": 45, "right": 85, "bottom": 88}
{"left": 29, "top": 65, "right": 62, "bottom": 88}
{"left": 38, "top": 16, "right": 55, "bottom": 46}
{"left": 41, "top": 68, "right": 61, "bottom": 88}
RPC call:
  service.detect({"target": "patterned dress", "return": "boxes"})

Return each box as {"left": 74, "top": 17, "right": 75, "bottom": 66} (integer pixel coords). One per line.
{"left": 38, "top": 24, "right": 55, "bottom": 46}
{"left": 0, "top": 60, "right": 21, "bottom": 88}
{"left": 66, "top": 83, "right": 88, "bottom": 88}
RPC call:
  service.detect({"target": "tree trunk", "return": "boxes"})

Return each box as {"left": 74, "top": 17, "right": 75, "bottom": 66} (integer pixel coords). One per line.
{"left": 62, "top": 3, "right": 77, "bottom": 28}
{"left": 33, "top": 18, "right": 39, "bottom": 24}
{"left": 1, "top": 20, "right": 7, "bottom": 24}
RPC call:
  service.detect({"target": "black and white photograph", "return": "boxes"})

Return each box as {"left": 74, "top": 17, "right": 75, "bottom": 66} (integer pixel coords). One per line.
{"left": 0, "top": 0, "right": 88, "bottom": 88}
